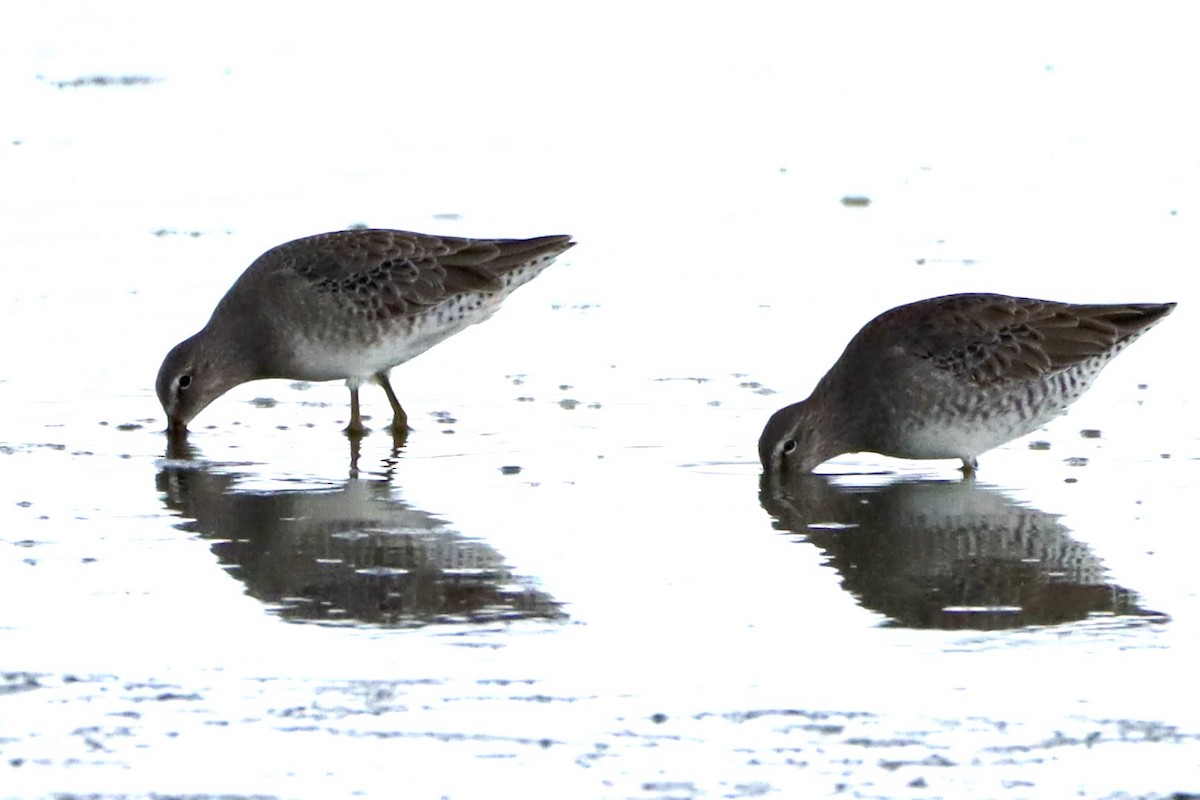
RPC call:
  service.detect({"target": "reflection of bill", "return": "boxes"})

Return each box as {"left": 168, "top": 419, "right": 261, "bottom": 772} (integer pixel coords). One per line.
{"left": 760, "top": 474, "right": 1165, "bottom": 630}
{"left": 157, "top": 457, "right": 563, "bottom": 628}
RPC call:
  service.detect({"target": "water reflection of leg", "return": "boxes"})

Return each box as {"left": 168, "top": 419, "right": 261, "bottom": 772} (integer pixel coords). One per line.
{"left": 348, "top": 433, "right": 362, "bottom": 478}
{"left": 346, "top": 427, "right": 407, "bottom": 480}
{"left": 390, "top": 423, "right": 408, "bottom": 452}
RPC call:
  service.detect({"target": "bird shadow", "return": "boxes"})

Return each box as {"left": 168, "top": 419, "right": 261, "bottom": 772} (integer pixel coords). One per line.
{"left": 156, "top": 442, "right": 565, "bottom": 628}
{"left": 759, "top": 471, "right": 1166, "bottom": 631}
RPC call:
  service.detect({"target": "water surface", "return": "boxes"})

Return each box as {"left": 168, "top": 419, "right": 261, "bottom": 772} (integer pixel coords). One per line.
{"left": 2, "top": 3, "right": 1199, "bottom": 798}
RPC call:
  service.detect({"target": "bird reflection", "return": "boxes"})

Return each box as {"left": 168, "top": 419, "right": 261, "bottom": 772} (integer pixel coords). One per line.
{"left": 156, "top": 447, "right": 563, "bottom": 628}
{"left": 760, "top": 473, "right": 1164, "bottom": 630}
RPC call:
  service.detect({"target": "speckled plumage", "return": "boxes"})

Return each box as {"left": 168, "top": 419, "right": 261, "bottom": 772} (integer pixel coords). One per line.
{"left": 157, "top": 228, "right": 574, "bottom": 435}
{"left": 758, "top": 293, "right": 1175, "bottom": 475}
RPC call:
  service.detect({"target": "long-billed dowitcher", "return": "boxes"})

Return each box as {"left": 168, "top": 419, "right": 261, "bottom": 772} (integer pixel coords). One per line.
{"left": 758, "top": 293, "right": 1175, "bottom": 475}
{"left": 157, "top": 229, "right": 574, "bottom": 437}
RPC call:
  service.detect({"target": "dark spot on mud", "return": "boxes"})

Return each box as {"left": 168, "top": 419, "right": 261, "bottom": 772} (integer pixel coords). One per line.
{"left": 152, "top": 228, "right": 206, "bottom": 238}
{"left": 51, "top": 74, "right": 162, "bottom": 89}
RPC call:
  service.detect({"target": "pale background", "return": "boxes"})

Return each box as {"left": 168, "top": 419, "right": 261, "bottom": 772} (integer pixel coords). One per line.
{"left": 1, "top": 2, "right": 1198, "bottom": 798}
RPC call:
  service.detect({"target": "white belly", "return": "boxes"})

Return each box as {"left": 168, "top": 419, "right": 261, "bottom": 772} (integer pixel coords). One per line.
{"left": 285, "top": 292, "right": 506, "bottom": 385}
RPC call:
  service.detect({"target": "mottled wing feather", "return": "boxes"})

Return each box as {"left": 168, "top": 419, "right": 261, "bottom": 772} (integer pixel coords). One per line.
{"left": 873, "top": 294, "right": 1172, "bottom": 388}
{"left": 258, "top": 229, "right": 570, "bottom": 321}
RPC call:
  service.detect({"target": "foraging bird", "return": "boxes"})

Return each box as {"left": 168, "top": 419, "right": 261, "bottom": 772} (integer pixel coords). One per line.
{"left": 157, "top": 228, "right": 574, "bottom": 436}
{"left": 758, "top": 293, "right": 1175, "bottom": 475}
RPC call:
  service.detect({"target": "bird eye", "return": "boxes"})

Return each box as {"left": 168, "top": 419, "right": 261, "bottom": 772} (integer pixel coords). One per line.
{"left": 178, "top": 374, "right": 192, "bottom": 391}
{"left": 782, "top": 439, "right": 797, "bottom": 455}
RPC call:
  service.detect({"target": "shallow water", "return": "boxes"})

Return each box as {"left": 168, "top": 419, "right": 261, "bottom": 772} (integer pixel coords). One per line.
{"left": 3, "top": 3, "right": 1200, "bottom": 798}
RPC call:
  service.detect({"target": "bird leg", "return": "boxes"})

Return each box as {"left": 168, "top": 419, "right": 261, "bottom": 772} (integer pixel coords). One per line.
{"left": 345, "top": 386, "right": 366, "bottom": 437}
{"left": 960, "top": 457, "right": 978, "bottom": 479}
{"left": 375, "top": 372, "right": 409, "bottom": 433}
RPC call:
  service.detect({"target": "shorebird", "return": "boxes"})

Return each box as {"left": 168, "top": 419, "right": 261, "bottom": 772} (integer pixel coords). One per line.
{"left": 758, "top": 293, "right": 1175, "bottom": 475}
{"left": 157, "top": 228, "right": 574, "bottom": 437}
